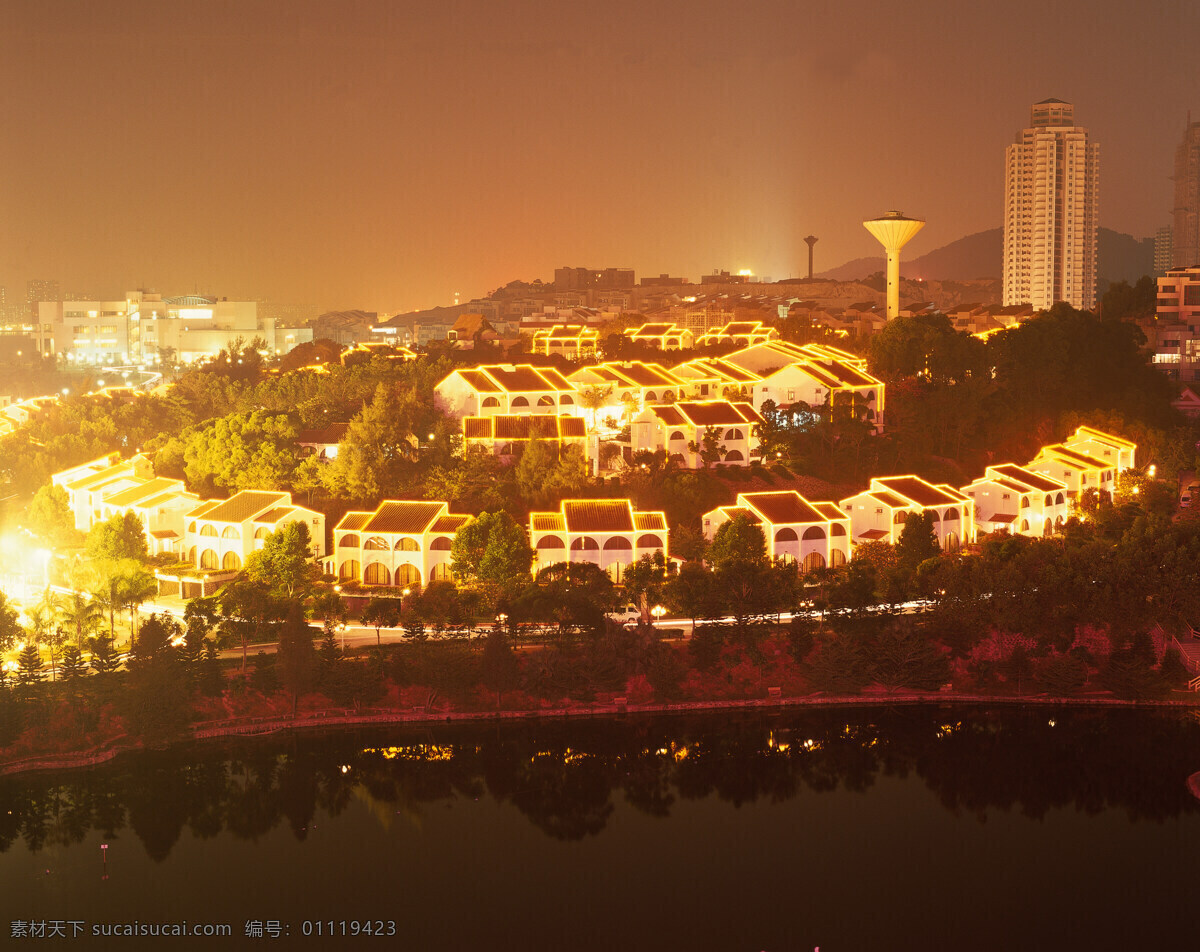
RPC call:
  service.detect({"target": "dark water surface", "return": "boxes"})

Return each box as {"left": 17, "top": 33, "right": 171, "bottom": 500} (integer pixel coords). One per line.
{"left": 3, "top": 705, "right": 1200, "bottom": 950}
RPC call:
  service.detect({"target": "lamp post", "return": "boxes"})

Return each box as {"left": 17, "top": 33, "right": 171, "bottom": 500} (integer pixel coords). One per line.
{"left": 651, "top": 605, "right": 665, "bottom": 625}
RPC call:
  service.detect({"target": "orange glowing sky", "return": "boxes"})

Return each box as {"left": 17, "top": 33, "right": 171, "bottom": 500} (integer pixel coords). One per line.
{"left": 1, "top": 0, "right": 1197, "bottom": 312}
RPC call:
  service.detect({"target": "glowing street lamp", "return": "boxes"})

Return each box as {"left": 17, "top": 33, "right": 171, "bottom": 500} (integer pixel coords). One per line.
{"left": 651, "top": 605, "right": 666, "bottom": 623}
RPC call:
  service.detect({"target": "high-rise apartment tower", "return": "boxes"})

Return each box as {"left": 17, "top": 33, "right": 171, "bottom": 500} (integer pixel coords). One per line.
{"left": 1173, "top": 117, "right": 1200, "bottom": 268}
{"left": 1002, "top": 99, "right": 1099, "bottom": 310}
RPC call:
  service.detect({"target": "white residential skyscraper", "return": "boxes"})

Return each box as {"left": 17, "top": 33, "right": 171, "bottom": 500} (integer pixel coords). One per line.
{"left": 1002, "top": 99, "right": 1099, "bottom": 311}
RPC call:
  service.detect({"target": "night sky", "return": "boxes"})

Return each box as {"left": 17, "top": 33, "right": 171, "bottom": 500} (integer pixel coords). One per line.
{"left": 1, "top": 0, "right": 1197, "bottom": 311}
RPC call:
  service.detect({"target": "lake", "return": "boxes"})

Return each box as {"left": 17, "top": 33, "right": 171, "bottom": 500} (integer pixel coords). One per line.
{"left": 3, "top": 705, "right": 1199, "bottom": 950}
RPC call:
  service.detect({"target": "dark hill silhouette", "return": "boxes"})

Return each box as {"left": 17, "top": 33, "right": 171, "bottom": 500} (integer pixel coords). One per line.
{"left": 820, "top": 227, "right": 1153, "bottom": 285}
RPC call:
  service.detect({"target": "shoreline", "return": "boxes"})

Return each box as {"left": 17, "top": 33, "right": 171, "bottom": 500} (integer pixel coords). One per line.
{"left": 3, "top": 689, "right": 1197, "bottom": 778}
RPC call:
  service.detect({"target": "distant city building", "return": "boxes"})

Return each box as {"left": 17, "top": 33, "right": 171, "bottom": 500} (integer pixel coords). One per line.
{"left": 313, "top": 309, "right": 378, "bottom": 345}
{"left": 1002, "top": 99, "right": 1099, "bottom": 310}
{"left": 1156, "top": 225, "right": 1175, "bottom": 275}
{"left": 1174, "top": 117, "right": 1200, "bottom": 268}
{"left": 554, "top": 267, "right": 636, "bottom": 291}
{"left": 1145, "top": 265, "right": 1200, "bottom": 381}
{"left": 640, "top": 274, "right": 690, "bottom": 287}
{"left": 26, "top": 279, "right": 60, "bottom": 321}
{"left": 37, "top": 291, "right": 313, "bottom": 365}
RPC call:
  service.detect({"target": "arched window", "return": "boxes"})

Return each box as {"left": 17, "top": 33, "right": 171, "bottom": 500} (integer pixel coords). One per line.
{"left": 363, "top": 536, "right": 388, "bottom": 550}
{"left": 430, "top": 562, "right": 452, "bottom": 581}
{"left": 801, "top": 551, "right": 826, "bottom": 573}
{"left": 537, "top": 395, "right": 554, "bottom": 406}
{"left": 603, "top": 537, "right": 632, "bottom": 551}
{"left": 724, "top": 450, "right": 744, "bottom": 461}
{"left": 511, "top": 396, "right": 529, "bottom": 408}
{"left": 338, "top": 559, "right": 360, "bottom": 580}
{"left": 1021, "top": 519, "right": 1030, "bottom": 532}
{"left": 200, "top": 548, "right": 218, "bottom": 570}
{"left": 866, "top": 390, "right": 876, "bottom": 403}
{"left": 927, "top": 510, "right": 941, "bottom": 523}
{"left": 775, "top": 527, "right": 799, "bottom": 543}
{"left": 395, "top": 538, "right": 420, "bottom": 552}
{"left": 894, "top": 511, "right": 908, "bottom": 525}
{"left": 724, "top": 428, "right": 744, "bottom": 441}
{"left": 636, "top": 534, "right": 664, "bottom": 549}
{"left": 1019, "top": 496, "right": 1030, "bottom": 510}
{"left": 830, "top": 548, "right": 847, "bottom": 568}
{"left": 221, "top": 526, "right": 240, "bottom": 539}
{"left": 560, "top": 394, "right": 574, "bottom": 405}
{"left": 363, "top": 562, "right": 391, "bottom": 585}
{"left": 802, "top": 525, "right": 826, "bottom": 541}
{"left": 254, "top": 527, "right": 271, "bottom": 540}
{"left": 338, "top": 533, "right": 360, "bottom": 548}
{"left": 222, "top": 551, "right": 242, "bottom": 571}
{"left": 1044, "top": 494, "right": 1053, "bottom": 507}
{"left": 482, "top": 396, "right": 500, "bottom": 409}
{"left": 200, "top": 524, "right": 217, "bottom": 537}
{"left": 187, "top": 521, "right": 196, "bottom": 533}
{"left": 570, "top": 537, "right": 599, "bottom": 551}
{"left": 395, "top": 564, "right": 422, "bottom": 585}
{"left": 1055, "top": 493, "right": 1065, "bottom": 505}
{"left": 668, "top": 431, "right": 685, "bottom": 442}
{"left": 663, "top": 391, "right": 675, "bottom": 401}
{"left": 942, "top": 508, "right": 958, "bottom": 522}
{"left": 830, "top": 523, "right": 847, "bottom": 537}
{"left": 430, "top": 536, "right": 452, "bottom": 551}
{"left": 646, "top": 391, "right": 657, "bottom": 401}
{"left": 942, "top": 532, "right": 960, "bottom": 552}
{"left": 537, "top": 536, "right": 565, "bottom": 549}
{"left": 188, "top": 546, "right": 197, "bottom": 564}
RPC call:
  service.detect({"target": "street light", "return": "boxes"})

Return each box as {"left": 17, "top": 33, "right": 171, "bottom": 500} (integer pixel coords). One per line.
{"left": 651, "top": 605, "right": 665, "bottom": 623}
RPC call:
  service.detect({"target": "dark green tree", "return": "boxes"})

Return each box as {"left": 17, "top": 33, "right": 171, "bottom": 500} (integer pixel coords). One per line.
{"left": 85, "top": 511, "right": 150, "bottom": 562}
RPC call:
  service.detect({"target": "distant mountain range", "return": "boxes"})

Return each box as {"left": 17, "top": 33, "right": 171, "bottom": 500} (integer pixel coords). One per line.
{"left": 818, "top": 227, "right": 1154, "bottom": 286}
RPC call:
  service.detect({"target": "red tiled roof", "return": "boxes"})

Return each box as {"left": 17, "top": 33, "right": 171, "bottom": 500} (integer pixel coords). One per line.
{"left": 989, "top": 513, "right": 1018, "bottom": 523}
{"left": 562, "top": 500, "right": 635, "bottom": 533}
{"left": 859, "top": 528, "right": 891, "bottom": 540}
{"left": 875, "top": 477, "right": 958, "bottom": 508}
{"left": 633, "top": 511, "right": 667, "bottom": 531}
{"left": 741, "top": 491, "right": 825, "bottom": 525}
{"left": 652, "top": 406, "right": 687, "bottom": 426}
{"left": 336, "top": 511, "right": 373, "bottom": 531}
{"left": 530, "top": 512, "right": 566, "bottom": 532}
{"left": 678, "top": 402, "right": 754, "bottom": 426}
{"left": 811, "top": 501, "right": 846, "bottom": 521}
{"left": 201, "top": 491, "right": 289, "bottom": 524}
{"left": 458, "top": 370, "right": 501, "bottom": 393}
{"left": 431, "top": 514, "right": 470, "bottom": 533}
{"left": 559, "top": 417, "right": 586, "bottom": 438}
{"left": 363, "top": 501, "right": 444, "bottom": 534}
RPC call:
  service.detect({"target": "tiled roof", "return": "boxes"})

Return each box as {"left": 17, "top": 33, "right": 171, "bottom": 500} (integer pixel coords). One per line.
{"left": 200, "top": 491, "right": 289, "bottom": 524}
{"left": 629, "top": 323, "right": 676, "bottom": 336}
{"left": 719, "top": 506, "right": 759, "bottom": 523}
{"left": 486, "top": 365, "right": 559, "bottom": 393}
{"left": 150, "top": 529, "right": 179, "bottom": 539}
{"left": 336, "top": 511, "right": 373, "bottom": 531}
{"left": 363, "top": 501, "right": 444, "bottom": 534}
{"left": 741, "top": 491, "right": 825, "bottom": 525}
{"left": 936, "top": 484, "right": 972, "bottom": 503}
{"left": 458, "top": 370, "right": 501, "bottom": 393}
{"left": 532, "top": 366, "right": 575, "bottom": 390}
{"left": 811, "top": 501, "right": 847, "bottom": 521}
{"left": 858, "top": 528, "right": 891, "bottom": 540}
{"left": 817, "top": 360, "right": 880, "bottom": 388}
{"left": 1038, "top": 444, "right": 1109, "bottom": 469}
{"left": 633, "top": 511, "right": 667, "bottom": 531}
{"left": 616, "top": 362, "right": 678, "bottom": 387}
{"left": 186, "top": 500, "right": 221, "bottom": 520}
{"left": 68, "top": 465, "right": 137, "bottom": 492}
{"left": 868, "top": 491, "right": 908, "bottom": 508}
{"left": 431, "top": 514, "right": 470, "bottom": 533}
{"left": 875, "top": 477, "right": 959, "bottom": 508}
{"left": 134, "top": 490, "right": 197, "bottom": 511}
{"left": 102, "top": 477, "right": 182, "bottom": 508}
{"left": 562, "top": 500, "right": 635, "bottom": 533}
{"left": 988, "top": 513, "right": 1018, "bottom": 523}
{"left": 678, "top": 402, "right": 756, "bottom": 427}
{"left": 530, "top": 512, "right": 566, "bottom": 532}
{"left": 732, "top": 403, "right": 765, "bottom": 424}
{"left": 494, "top": 415, "right": 559, "bottom": 440}
{"left": 990, "top": 464, "right": 1065, "bottom": 492}
{"left": 652, "top": 405, "right": 687, "bottom": 426}
{"left": 1072, "top": 425, "right": 1135, "bottom": 449}
{"left": 253, "top": 506, "right": 296, "bottom": 524}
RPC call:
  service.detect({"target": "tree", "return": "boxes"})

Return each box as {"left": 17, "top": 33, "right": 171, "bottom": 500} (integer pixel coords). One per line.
{"left": 218, "top": 576, "right": 287, "bottom": 671}
{"left": 665, "top": 561, "right": 721, "bottom": 631}
{"left": 450, "top": 511, "right": 534, "bottom": 609}
{"left": 16, "top": 643, "right": 44, "bottom": 689}
{"left": 361, "top": 597, "right": 402, "bottom": 646}
{"left": 132, "top": 613, "right": 180, "bottom": 663}
{"left": 277, "top": 603, "right": 317, "bottom": 716}
{"left": 60, "top": 588, "right": 102, "bottom": 648}
{"left": 688, "top": 426, "right": 727, "bottom": 468}
{"left": 322, "top": 383, "right": 426, "bottom": 500}
{"left": 706, "top": 513, "right": 768, "bottom": 573}
{"left": 120, "top": 566, "right": 158, "bottom": 647}
{"left": 59, "top": 644, "right": 87, "bottom": 681}
{"left": 480, "top": 625, "right": 521, "bottom": 705}
{"left": 85, "top": 511, "right": 149, "bottom": 562}
{"left": 515, "top": 441, "right": 589, "bottom": 507}
{"left": 27, "top": 484, "right": 82, "bottom": 548}
{"left": 88, "top": 635, "right": 123, "bottom": 675}
{"left": 0, "top": 592, "right": 22, "bottom": 654}
{"left": 895, "top": 511, "right": 941, "bottom": 570}
{"left": 622, "top": 552, "right": 668, "bottom": 624}
{"left": 578, "top": 384, "right": 614, "bottom": 431}
{"left": 245, "top": 521, "right": 320, "bottom": 600}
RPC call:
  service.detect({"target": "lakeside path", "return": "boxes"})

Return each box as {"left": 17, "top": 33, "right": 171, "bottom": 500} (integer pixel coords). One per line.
{"left": 4, "top": 689, "right": 1200, "bottom": 778}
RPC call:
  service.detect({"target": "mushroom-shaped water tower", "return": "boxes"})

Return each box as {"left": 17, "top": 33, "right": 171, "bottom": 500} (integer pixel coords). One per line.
{"left": 863, "top": 211, "right": 925, "bottom": 320}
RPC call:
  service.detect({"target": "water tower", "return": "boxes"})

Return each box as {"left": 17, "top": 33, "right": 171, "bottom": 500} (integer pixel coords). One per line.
{"left": 803, "top": 235, "right": 818, "bottom": 279}
{"left": 863, "top": 210, "right": 924, "bottom": 319}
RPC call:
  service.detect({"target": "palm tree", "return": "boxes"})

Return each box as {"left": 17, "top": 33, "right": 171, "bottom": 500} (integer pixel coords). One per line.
{"left": 578, "top": 384, "right": 614, "bottom": 432}
{"left": 90, "top": 567, "right": 125, "bottom": 643}
{"left": 120, "top": 567, "right": 158, "bottom": 650}
{"left": 60, "top": 589, "right": 102, "bottom": 648}
{"left": 27, "top": 589, "right": 65, "bottom": 680}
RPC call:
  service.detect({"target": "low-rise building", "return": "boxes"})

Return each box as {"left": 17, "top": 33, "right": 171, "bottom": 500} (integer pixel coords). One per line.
{"left": 528, "top": 499, "right": 668, "bottom": 581}
{"left": 1027, "top": 444, "right": 1116, "bottom": 499}
{"left": 434, "top": 364, "right": 578, "bottom": 419}
{"left": 530, "top": 325, "right": 599, "bottom": 360}
{"left": 462, "top": 415, "right": 586, "bottom": 458}
{"left": 1063, "top": 425, "right": 1136, "bottom": 472}
{"left": 58, "top": 455, "right": 155, "bottom": 531}
{"left": 696, "top": 321, "right": 779, "bottom": 348}
{"left": 839, "top": 476, "right": 975, "bottom": 550}
{"left": 623, "top": 322, "right": 694, "bottom": 351}
{"left": 184, "top": 491, "right": 325, "bottom": 573}
{"left": 962, "top": 464, "right": 1069, "bottom": 537}
{"left": 96, "top": 477, "right": 200, "bottom": 556}
{"left": 631, "top": 401, "right": 762, "bottom": 466}
{"left": 702, "top": 491, "right": 850, "bottom": 572}
{"left": 567, "top": 361, "right": 685, "bottom": 424}
{"left": 330, "top": 500, "right": 470, "bottom": 588}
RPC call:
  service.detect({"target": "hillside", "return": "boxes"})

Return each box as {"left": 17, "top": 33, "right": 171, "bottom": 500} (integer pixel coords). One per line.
{"left": 820, "top": 227, "right": 1154, "bottom": 285}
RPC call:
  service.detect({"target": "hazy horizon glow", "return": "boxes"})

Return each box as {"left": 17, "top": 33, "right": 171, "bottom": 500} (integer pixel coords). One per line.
{"left": 1, "top": 0, "right": 1196, "bottom": 312}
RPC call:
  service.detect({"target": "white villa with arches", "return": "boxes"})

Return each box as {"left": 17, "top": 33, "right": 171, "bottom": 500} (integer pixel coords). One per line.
{"left": 183, "top": 491, "right": 325, "bottom": 572}
{"left": 566, "top": 361, "right": 685, "bottom": 424}
{"left": 433, "top": 364, "right": 578, "bottom": 420}
{"left": 702, "top": 491, "right": 851, "bottom": 572}
{"left": 962, "top": 464, "right": 1070, "bottom": 537}
{"left": 631, "top": 401, "right": 762, "bottom": 467}
{"left": 330, "top": 500, "right": 471, "bottom": 588}
{"left": 839, "top": 476, "right": 975, "bottom": 550}
{"left": 528, "top": 499, "right": 668, "bottom": 581}
{"left": 1027, "top": 444, "right": 1116, "bottom": 499}
{"left": 1063, "top": 425, "right": 1136, "bottom": 472}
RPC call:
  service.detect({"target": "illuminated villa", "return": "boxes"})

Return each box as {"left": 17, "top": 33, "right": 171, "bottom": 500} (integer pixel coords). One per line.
{"left": 529, "top": 325, "right": 599, "bottom": 360}
{"left": 528, "top": 499, "right": 668, "bottom": 581}
{"left": 331, "top": 501, "right": 471, "bottom": 587}
{"left": 183, "top": 491, "right": 325, "bottom": 572}
{"left": 702, "top": 491, "right": 851, "bottom": 572}
{"left": 622, "top": 322, "right": 694, "bottom": 350}
{"left": 434, "top": 364, "right": 578, "bottom": 419}
{"left": 695, "top": 321, "right": 780, "bottom": 348}
{"left": 962, "top": 464, "right": 1070, "bottom": 537}
{"left": 840, "top": 476, "right": 976, "bottom": 550}
{"left": 631, "top": 401, "right": 763, "bottom": 467}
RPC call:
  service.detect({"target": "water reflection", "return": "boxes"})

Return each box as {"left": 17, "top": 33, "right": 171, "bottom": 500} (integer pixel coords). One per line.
{"left": 2, "top": 706, "right": 1198, "bottom": 861}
